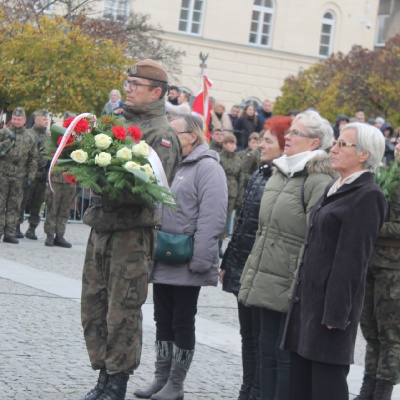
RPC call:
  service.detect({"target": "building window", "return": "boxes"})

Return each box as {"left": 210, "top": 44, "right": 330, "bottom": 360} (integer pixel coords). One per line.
{"left": 319, "top": 11, "right": 335, "bottom": 57}
{"left": 248, "top": 0, "right": 274, "bottom": 47}
{"left": 376, "top": 14, "right": 390, "bottom": 46}
{"left": 178, "top": 0, "right": 204, "bottom": 35}
{"left": 103, "top": 0, "right": 130, "bottom": 23}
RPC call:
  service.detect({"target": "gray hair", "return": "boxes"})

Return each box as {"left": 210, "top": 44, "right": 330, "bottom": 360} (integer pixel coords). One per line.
{"left": 171, "top": 113, "right": 205, "bottom": 149}
{"left": 109, "top": 89, "right": 121, "bottom": 99}
{"left": 341, "top": 122, "right": 385, "bottom": 171}
{"left": 292, "top": 110, "right": 334, "bottom": 150}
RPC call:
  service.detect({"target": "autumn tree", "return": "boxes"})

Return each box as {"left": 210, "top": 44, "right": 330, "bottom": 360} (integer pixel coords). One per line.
{"left": 274, "top": 37, "right": 400, "bottom": 125}
{"left": 0, "top": 12, "right": 129, "bottom": 115}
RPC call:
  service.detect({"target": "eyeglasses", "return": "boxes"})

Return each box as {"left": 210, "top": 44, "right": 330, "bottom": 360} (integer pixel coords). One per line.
{"left": 176, "top": 131, "right": 193, "bottom": 135}
{"left": 284, "top": 129, "right": 311, "bottom": 139}
{"left": 332, "top": 140, "right": 357, "bottom": 148}
{"left": 122, "top": 80, "right": 157, "bottom": 91}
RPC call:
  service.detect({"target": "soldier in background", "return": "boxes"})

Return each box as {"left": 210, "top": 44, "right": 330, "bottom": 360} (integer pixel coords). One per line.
{"left": 16, "top": 110, "right": 50, "bottom": 240}
{"left": 219, "top": 134, "right": 244, "bottom": 257}
{"left": 43, "top": 112, "right": 76, "bottom": 248}
{"left": 0, "top": 107, "right": 38, "bottom": 244}
{"left": 209, "top": 127, "right": 224, "bottom": 153}
{"left": 78, "top": 59, "right": 181, "bottom": 400}
{"left": 239, "top": 132, "right": 261, "bottom": 187}
{"left": 356, "top": 135, "right": 400, "bottom": 400}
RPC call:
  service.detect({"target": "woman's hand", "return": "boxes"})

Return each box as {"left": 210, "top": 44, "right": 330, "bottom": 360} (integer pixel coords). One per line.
{"left": 219, "top": 269, "right": 225, "bottom": 283}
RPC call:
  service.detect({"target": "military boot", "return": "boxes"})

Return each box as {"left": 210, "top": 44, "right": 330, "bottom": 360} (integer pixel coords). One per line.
{"left": 15, "top": 224, "right": 24, "bottom": 239}
{"left": 3, "top": 235, "right": 19, "bottom": 244}
{"left": 354, "top": 374, "right": 376, "bottom": 400}
{"left": 54, "top": 234, "right": 72, "bottom": 248}
{"left": 98, "top": 372, "right": 129, "bottom": 400}
{"left": 25, "top": 226, "right": 38, "bottom": 240}
{"left": 45, "top": 234, "right": 54, "bottom": 247}
{"left": 133, "top": 341, "right": 173, "bottom": 398}
{"left": 374, "top": 379, "right": 393, "bottom": 400}
{"left": 77, "top": 368, "right": 110, "bottom": 400}
{"left": 151, "top": 344, "right": 194, "bottom": 400}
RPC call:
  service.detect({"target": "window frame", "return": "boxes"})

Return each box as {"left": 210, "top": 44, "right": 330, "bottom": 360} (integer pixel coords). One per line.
{"left": 248, "top": 0, "right": 275, "bottom": 48}
{"left": 103, "top": 0, "right": 130, "bottom": 23}
{"left": 319, "top": 11, "right": 335, "bottom": 58}
{"left": 178, "top": 0, "right": 205, "bottom": 36}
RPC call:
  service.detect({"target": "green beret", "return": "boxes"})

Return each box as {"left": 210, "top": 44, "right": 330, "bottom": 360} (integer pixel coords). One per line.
{"left": 127, "top": 59, "right": 168, "bottom": 83}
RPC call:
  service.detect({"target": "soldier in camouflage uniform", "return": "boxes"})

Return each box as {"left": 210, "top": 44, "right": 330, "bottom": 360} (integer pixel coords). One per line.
{"left": 0, "top": 107, "right": 38, "bottom": 244}
{"left": 15, "top": 110, "right": 50, "bottom": 240}
{"left": 44, "top": 171, "right": 76, "bottom": 248}
{"left": 239, "top": 132, "right": 261, "bottom": 187}
{"left": 356, "top": 142, "right": 400, "bottom": 400}
{"left": 219, "top": 134, "right": 244, "bottom": 256}
{"left": 209, "top": 127, "right": 224, "bottom": 153}
{"left": 78, "top": 59, "right": 181, "bottom": 400}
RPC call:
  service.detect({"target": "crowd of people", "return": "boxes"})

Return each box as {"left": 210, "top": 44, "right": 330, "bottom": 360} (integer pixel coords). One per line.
{"left": 1, "top": 57, "right": 399, "bottom": 400}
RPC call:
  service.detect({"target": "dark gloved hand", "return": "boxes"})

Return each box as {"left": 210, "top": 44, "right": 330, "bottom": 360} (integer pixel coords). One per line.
{"left": 24, "top": 178, "right": 32, "bottom": 188}
{"left": 9, "top": 133, "right": 16, "bottom": 142}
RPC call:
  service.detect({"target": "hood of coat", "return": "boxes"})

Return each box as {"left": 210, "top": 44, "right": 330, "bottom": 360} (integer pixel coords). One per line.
{"left": 181, "top": 142, "right": 220, "bottom": 165}
{"left": 272, "top": 152, "right": 334, "bottom": 177}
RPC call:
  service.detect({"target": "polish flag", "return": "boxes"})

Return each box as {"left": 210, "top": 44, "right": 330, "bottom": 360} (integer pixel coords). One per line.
{"left": 191, "top": 75, "right": 213, "bottom": 142}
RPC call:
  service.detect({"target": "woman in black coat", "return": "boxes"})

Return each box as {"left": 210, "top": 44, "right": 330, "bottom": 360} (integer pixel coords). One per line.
{"left": 235, "top": 104, "right": 257, "bottom": 151}
{"left": 220, "top": 116, "right": 291, "bottom": 400}
{"left": 282, "top": 122, "right": 388, "bottom": 400}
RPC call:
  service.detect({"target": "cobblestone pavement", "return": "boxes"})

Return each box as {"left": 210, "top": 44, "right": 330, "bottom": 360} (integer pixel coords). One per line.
{"left": 1, "top": 221, "right": 398, "bottom": 399}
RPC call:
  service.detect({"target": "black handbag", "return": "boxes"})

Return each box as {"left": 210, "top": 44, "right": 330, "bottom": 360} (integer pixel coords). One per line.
{"left": 155, "top": 230, "right": 194, "bottom": 264}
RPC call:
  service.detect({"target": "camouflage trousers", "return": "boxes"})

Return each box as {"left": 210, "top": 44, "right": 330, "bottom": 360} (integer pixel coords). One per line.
{"left": 360, "top": 266, "right": 400, "bottom": 385}
{"left": 0, "top": 176, "right": 24, "bottom": 236}
{"left": 44, "top": 182, "right": 76, "bottom": 235}
{"left": 81, "top": 227, "right": 155, "bottom": 375}
{"left": 19, "top": 178, "right": 46, "bottom": 227}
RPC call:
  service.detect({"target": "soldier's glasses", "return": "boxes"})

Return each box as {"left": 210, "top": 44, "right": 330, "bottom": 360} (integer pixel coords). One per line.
{"left": 176, "top": 131, "right": 193, "bottom": 135}
{"left": 123, "top": 80, "right": 158, "bottom": 91}
{"left": 332, "top": 140, "right": 357, "bottom": 148}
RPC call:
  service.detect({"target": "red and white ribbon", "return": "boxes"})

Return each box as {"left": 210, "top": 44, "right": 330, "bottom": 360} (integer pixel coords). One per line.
{"left": 48, "top": 113, "right": 97, "bottom": 193}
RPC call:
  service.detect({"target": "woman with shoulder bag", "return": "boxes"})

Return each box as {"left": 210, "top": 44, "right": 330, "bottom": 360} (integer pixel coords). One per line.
{"left": 133, "top": 114, "right": 227, "bottom": 400}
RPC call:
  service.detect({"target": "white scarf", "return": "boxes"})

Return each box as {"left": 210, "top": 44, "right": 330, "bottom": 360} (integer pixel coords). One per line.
{"left": 273, "top": 150, "right": 326, "bottom": 177}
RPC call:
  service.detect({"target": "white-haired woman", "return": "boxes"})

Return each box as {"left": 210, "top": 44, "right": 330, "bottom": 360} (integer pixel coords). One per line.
{"left": 134, "top": 114, "right": 227, "bottom": 400}
{"left": 101, "top": 89, "right": 125, "bottom": 116}
{"left": 238, "top": 110, "right": 337, "bottom": 400}
{"left": 282, "top": 123, "right": 388, "bottom": 400}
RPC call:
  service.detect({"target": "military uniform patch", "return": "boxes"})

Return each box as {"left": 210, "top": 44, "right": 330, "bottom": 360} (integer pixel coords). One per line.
{"left": 161, "top": 138, "right": 171, "bottom": 148}
{"left": 129, "top": 65, "right": 137, "bottom": 75}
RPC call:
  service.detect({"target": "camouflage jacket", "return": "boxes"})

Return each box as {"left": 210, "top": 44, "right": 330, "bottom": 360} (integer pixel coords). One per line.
{"left": 27, "top": 125, "right": 49, "bottom": 181}
{"left": 239, "top": 147, "right": 260, "bottom": 185}
{"left": 370, "top": 184, "right": 400, "bottom": 270}
{"left": 209, "top": 140, "right": 223, "bottom": 153}
{"left": 83, "top": 99, "right": 182, "bottom": 232}
{"left": 0, "top": 125, "right": 38, "bottom": 181}
{"left": 219, "top": 149, "right": 245, "bottom": 209}
{"left": 123, "top": 99, "right": 182, "bottom": 185}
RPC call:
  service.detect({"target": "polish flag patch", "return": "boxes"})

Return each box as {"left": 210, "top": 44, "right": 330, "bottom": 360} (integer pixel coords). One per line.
{"left": 161, "top": 138, "right": 171, "bottom": 148}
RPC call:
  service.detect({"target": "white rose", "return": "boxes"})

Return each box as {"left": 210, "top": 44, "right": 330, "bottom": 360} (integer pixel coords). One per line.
{"left": 132, "top": 140, "right": 149, "bottom": 158}
{"left": 116, "top": 147, "right": 132, "bottom": 160}
{"left": 70, "top": 149, "right": 88, "bottom": 164}
{"left": 141, "top": 163, "right": 154, "bottom": 178}
{"left": 95, "top": 152, "right": 112, "bottom": 167}
{"left": 94, "top": 133, "right": 112, "bottom": 149}
{"left": 124, "top": 161, "right": 141, "bottom": 173}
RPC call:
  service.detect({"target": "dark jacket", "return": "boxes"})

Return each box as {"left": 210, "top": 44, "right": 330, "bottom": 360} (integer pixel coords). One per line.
{"left": 283, "top": 173, "right": 388, "bottom": 365}
{"left": 256, "top": 106, "right": 272, "bottom": 132}
{"left": 381, "top": 122, "right": 395, "bottom": 164}
{"left": 235, "top": 117, "right": 257, "bottom": 151}
{"left": 221, "top": 164, "right": 272, "bottom": 294}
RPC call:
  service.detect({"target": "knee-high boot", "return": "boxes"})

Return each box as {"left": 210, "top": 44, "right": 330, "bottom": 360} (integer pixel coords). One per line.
{"left": 133, "top": 341, "right": 173, "bottom": 399}
{"left": 151, "top": 344, "right": 194, "bottom": 400}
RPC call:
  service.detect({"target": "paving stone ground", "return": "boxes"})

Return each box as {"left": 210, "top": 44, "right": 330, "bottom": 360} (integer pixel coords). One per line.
{"left": 1, "top": 221, "right": 398, "bottom": 399}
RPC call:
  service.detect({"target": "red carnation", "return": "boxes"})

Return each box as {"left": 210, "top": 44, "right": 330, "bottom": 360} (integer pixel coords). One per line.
{"left": 63, "top": 117, "right": 74, "bottom": 128}
{"left": 57, "top": 135, "right": 75, "bottom": 147}
{"left": 128, "top": 126, "right": 142, "bottom": 143}
{"left": 74, "top": 119, "right": 90, "bottom": 134}
{"left": 112, "top": 126, "right": 127, "bottom": 140}
{"left": 64, "top": 174, "right": 77, "bottom": 184}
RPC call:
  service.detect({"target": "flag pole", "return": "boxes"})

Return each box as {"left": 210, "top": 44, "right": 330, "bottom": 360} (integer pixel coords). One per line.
{"left": 199, "top": 52, "right": 209, "bottom": 140}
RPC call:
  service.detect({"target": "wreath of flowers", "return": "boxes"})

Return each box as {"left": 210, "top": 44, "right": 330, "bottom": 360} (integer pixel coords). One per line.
{"left": 48, "top": 114, "right": 174, "bottom": 206}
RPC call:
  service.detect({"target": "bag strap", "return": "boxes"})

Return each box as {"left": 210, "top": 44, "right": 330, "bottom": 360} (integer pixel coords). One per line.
{"left": 300, "top": 175, "right": 308, "bottom": 214}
